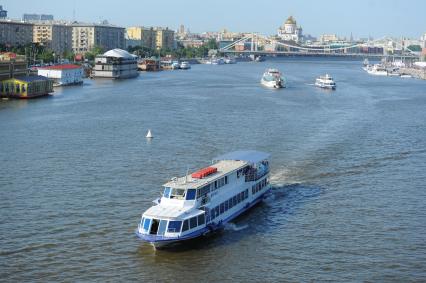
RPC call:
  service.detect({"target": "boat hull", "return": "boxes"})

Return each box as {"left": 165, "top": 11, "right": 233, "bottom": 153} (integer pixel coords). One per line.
{"left": 136, "top": 188, "right": 271, "bottom": 249}
{"left": 315, "top": 82, "right": 336, "bottom": 90}
{"left": 261, "top": 79, "right": 284, "bottom": 89}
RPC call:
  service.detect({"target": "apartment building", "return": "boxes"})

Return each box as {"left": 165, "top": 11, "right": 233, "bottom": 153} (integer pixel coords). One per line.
{"left": 0, "top": 20, "right": 33, "bottom": 46}
{"left": 33, "top": 23, "right": 72, "bottom": 54}
{"left": 72, "top": 23, "right": 125, "bottom": 53}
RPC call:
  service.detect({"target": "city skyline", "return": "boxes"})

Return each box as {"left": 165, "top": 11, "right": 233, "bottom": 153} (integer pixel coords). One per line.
{"left": 2, "top": 0, "right": 425, "bottom": 39}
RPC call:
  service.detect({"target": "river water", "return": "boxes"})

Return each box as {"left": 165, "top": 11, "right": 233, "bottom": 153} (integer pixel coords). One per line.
{"left": 1, "top": 58, "right": 426, "bottom": 282}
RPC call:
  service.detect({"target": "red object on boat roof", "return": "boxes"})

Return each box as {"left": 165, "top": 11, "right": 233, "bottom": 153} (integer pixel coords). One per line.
{"left": 191, "top": 167, "right": 217, "bottom": 179}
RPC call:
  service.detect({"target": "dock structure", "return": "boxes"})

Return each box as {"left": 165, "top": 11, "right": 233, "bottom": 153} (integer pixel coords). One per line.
{"left": 398, "top": 68, "right": 426, "bottom": 80}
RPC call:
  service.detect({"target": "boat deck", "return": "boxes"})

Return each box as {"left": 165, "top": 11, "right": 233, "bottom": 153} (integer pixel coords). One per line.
{"left": 163, "top": 160, "right": 247, "bottom": 189}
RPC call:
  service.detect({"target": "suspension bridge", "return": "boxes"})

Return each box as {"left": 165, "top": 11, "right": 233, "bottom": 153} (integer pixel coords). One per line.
{"left": 219, "top": 34, "right": 420, "bottom": 59}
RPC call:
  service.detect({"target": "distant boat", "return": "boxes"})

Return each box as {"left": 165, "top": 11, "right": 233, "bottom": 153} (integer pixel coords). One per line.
{"left": 146, "top": 129, "right": 153, "bottom": 139}
{"left": 315, "top": 74, "right": 336, "bottom": 90}
{"left": 224, "top": 57, "right": 236, "bottom": 64}
{"left": 260, "top": 68, "right": 285, "bottom": 89}
{"left": 179, "top": 61, "right": 191, "bottom": 69}
{"left": 363, "top": 58, "right": 369, "bottom": 66}
{"left": 171, "top": 61, "right": 180, "bottom": 70}
{"left": 366, "top": 64, "right": 388, "bottom": 76}
{"left": 211, "top": 58, "right": 224, "bottom": 65}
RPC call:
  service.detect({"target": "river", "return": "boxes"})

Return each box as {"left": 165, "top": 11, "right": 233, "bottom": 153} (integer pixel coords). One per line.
{"left": 1, "top": 58, "right": 426, "bottom": 282}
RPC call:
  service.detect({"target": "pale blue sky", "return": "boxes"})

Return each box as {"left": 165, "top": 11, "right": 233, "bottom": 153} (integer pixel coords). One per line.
{"left": 3, "top": 0, "right": 425, "bottom": 39}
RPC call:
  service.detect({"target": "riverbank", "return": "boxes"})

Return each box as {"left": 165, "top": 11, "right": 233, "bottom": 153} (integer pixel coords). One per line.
{"left": 398, "top": 67, "right": 426, "bottom": 80}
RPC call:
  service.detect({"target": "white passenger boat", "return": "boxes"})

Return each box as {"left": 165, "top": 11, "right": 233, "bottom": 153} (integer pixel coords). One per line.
{"left": 366, "top": 64, "right": 388, "bottom": 76}
{"left": 179, "top": 61, "right": 191, "bottom": 69}
{"left": 136, "top": 150, "right": 271, "bottom": 248}
{"left": 260, "top": 69, "right": 285, "bottom": 89}
{"left": 224, "top": 57, "right": 237, "bottom": 64}
{"left": 171, "top": 61, "right": 180, "bottom": 70}
{"left": 315, "top": 74, "right": 336, "bottom": 90}
{"left": 211, "top": 58, "right": 224, "bottom": 65}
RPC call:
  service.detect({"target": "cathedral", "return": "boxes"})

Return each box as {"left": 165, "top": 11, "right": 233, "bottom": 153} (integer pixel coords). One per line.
{"left": 277, "top": 16, "right": 303, "bottom": 43}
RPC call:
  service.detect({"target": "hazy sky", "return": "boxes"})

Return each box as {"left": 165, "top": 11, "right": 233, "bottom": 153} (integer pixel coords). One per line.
{"left": 3, "top": 0, "right": 425, "bottom": 38}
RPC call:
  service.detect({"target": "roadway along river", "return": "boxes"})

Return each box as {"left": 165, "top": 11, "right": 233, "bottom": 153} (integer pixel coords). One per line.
{"left": 1, "top": 58, "right": 426, "bottom": 282}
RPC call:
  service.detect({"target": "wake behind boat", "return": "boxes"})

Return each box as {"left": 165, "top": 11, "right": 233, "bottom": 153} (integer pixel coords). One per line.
{"left": 135, "top": 150, "right": 271, "bottom": 248}
{"left": 315, "top": 74, "right": 336, "bottom": 90}
{"left": 260, "top": 69, "right": 286, "bottom": 89}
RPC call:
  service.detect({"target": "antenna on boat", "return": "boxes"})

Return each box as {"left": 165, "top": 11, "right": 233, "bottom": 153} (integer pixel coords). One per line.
{"left": 185, "top": 166, "right": 189, "bottom": 183}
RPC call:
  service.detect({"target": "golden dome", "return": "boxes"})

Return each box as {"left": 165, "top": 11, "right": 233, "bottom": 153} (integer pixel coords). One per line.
{"left": 285, "top": 16, "right": 296, "bottom": 25}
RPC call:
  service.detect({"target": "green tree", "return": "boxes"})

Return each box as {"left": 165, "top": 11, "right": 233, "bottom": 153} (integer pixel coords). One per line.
{"left": 85, "top": 46, "right": 104, "bottom": 61}
{"left": 37, "top": 50, "right": 54, "bottom": 63}
{"left": 62, "top": 50, "right": 75, "bottom": 62}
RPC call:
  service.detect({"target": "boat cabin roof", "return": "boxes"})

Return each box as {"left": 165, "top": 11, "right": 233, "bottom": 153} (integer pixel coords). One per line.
{"left": 144, "top": 203, "right": 204, "bottom": 219}
{"left": 214, "top": 150, "right": 270, "bottom": 164}
{"left": 163, "top": 159, "right": 248, "bottom": 190}
{"left": 266, "top": 69, "right": 280, "bottom": 74}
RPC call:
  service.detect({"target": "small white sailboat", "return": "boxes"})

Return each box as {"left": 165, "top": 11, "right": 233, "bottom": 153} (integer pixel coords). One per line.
{"left": 146, "top": 129, "right": 153, "bottom": 139}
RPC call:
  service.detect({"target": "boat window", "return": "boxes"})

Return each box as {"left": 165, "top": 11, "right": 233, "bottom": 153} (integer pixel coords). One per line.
{"left": 229, "top": 198, "right": 233, "bottom": 208}
{"left": 220, "top": 203, "right": 224, "bottom": 214}
{"left": 186, "top": 189, "right": 196, "bottom": 200}
{"left": 163, "top": 187, "right": 171, "bottom": 198}
{"left": 225, "top": 200, "right": 229, "bottom": 211}
{"left": 198, "top": 214, "right": 205, "bottom": 226}
{"left": 150, "top": 219, "right": 160, "bottom": 235}
{"left": 189, "top": 217, "right": 197, "bottom": 229}
{"left": 157, "top": 220, "right": 168, "bottom": 235}
{"left": 143, "top": 218, "right": 151, "bottom": 232}
{"left": 198, "top": 184, "right": 210, "bottom": 198}
{"left": 245, "top": 189, "right": 248, "bottom": 199}
{"left": 167, "top": 221, "right": 182, "bottom": 233}
{"left": 211, "top": 208, "right": 215, "bottom": 219}
{"left": 225, "top": 176, "right": 228, "bottom": 184}
{"left": 233, "top": 196, "right": 237, "bottom": 206}
{"left": 170, "top": 188, "right": 185, "bottom": 199}
{"left": 182, "top": 220, "right": 189, "bottom": 232}
{"left": 215, "top": 206, "right": 219, "bottom": 216}
{"left": 237, "top": 193, "right": 241, "bottom": 203}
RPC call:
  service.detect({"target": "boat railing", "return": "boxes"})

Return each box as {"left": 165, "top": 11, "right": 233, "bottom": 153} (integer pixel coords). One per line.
{"left": 245, "top": 166, "right": 269, "bottom": 182}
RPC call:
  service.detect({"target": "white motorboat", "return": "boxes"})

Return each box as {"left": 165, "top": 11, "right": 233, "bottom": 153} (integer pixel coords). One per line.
{"left": 180, "top": 61, "right": 191, "bottom": 69}
{"left": 366, "top": 64, "right": 388, "bottom": 76}
{"left": 224, "top": 57, "right": 237, "bottom": 64}
{"left": 211, "top": 58, "right": 224, "bottom": 65}
{"left": 135, "top": 150, "right": 271, "bottom": 248}
{"left": 260, "top": 69, "right": 285, "bottom": 89}
{"left": 315, "top": 74, "right": 336, "bottom": 90}
{"left": 171, "top": 61, "right": 180, "bottom": 70}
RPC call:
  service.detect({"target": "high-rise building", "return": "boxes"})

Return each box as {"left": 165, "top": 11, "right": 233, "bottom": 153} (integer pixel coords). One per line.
{"left": 33, "top": 23, "right": 73, "bottom": 54}
{"left": 0, "top": 20, "right": 33, "bottom": 46}
{"left": 71, "top": 23, "right": 125, "bottom": 53}
{"left": 23, "top": 14, "right": 54, "bottom": 22}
